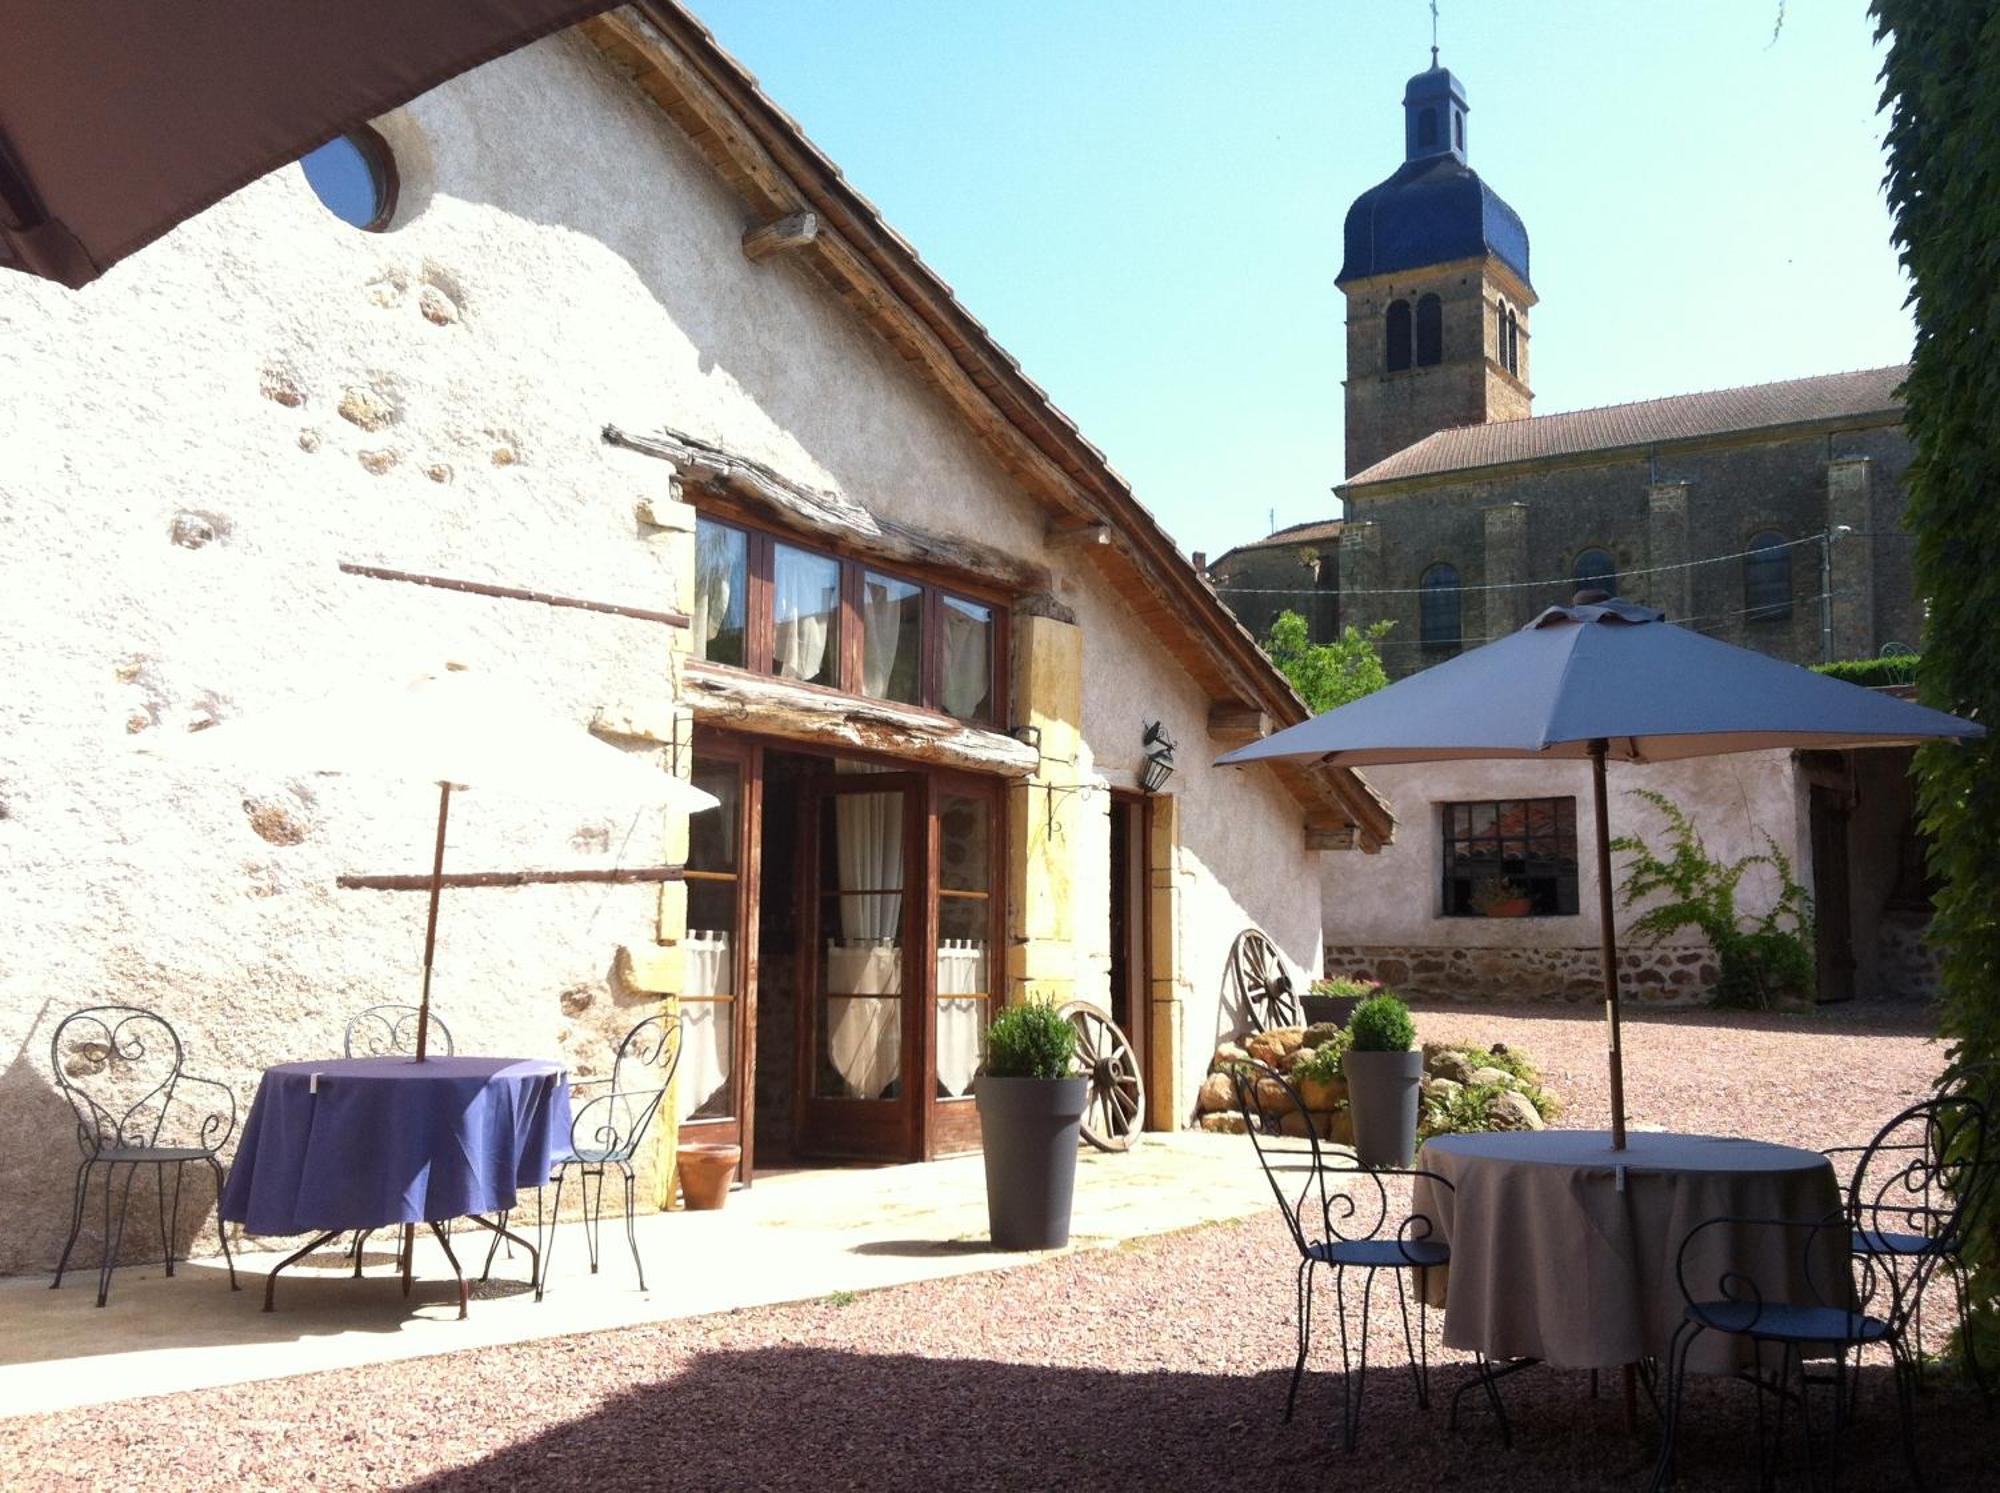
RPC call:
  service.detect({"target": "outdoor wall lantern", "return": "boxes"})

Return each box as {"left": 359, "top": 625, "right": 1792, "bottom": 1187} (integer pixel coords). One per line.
{"left": 1140, "top": 720, "right": 1177, "bottom": 794}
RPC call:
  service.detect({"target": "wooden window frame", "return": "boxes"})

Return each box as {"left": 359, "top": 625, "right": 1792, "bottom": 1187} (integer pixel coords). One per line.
{"left": 1440, "top": 796, "right": 1580, "bottom": 919}
{"left": 693, "top": 510, "right": 1009, "bottom": 730}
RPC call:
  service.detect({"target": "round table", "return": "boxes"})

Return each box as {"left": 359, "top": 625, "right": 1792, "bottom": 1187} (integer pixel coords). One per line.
{"left": 221, "top": 1056, "right": 571, "bottom": 1314}
{"left": 1414, "top": 1130, "right": 1846, "bottom": 1372}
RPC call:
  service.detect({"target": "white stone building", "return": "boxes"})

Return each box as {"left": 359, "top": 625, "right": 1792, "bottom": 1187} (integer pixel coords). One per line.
{"left": 0, "top": 6, "right": 1391, "bottom": 1275}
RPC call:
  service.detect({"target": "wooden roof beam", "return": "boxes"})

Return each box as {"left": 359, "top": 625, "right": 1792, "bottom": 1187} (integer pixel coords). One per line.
{"left": 742, "top": 210, "right": 818, "bottom": 262}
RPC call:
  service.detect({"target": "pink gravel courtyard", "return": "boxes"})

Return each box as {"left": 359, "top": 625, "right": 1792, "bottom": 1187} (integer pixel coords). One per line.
{"left": 4, "top": 999, "right": 1987, "bottom": 1492}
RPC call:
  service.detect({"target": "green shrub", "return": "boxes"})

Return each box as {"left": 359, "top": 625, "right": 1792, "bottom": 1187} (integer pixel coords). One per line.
{"left": 1292, "top": 1035, "right": 1349, "bottom": 1083}
{"left": 1419, "top": 1081, "right": 1510, "bottom": 1140}
{"left": 1812, "top": 655, "right": 1920, "bottom": 688}
{"left": 1347, "top": 993, "right": 1415, "bottom": 1053}
{"left": 1610, "top": 789, "right": 1816, "bottom": 1010}
{"left": 1310, "top": 976, "right": 1380, "bottom": 1000}
{"left": 983, "top": 1001, "right": 1077, "bottom": 1080}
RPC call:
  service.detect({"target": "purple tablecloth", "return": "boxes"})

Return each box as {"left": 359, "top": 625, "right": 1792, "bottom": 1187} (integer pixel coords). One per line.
{"left": 220, "top": 1056, "right": 571, "bottom": 1236}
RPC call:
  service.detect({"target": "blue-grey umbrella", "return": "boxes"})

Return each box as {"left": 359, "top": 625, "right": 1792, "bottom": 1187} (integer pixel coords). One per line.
{"left": 1219, "top": 596, "right": 1983, "bottom": 1149}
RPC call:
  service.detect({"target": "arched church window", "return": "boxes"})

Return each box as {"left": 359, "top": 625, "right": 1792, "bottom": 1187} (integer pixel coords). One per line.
{"left": 1572, "top": 547, "right": 1617, "bottom": 597}
{"left": 1745, "top": 532, "right": 1792, "bottom": 622}
{"left": 1420, "top": 563, "right": 1462, "bottom": 654}
{"left": 1506, "top": 310, "right": 1519, "bottom": 374}
{"left": 1495, "top": 299, "right": 1509, "bottom": 366}
{"left": 1418, "top": 107, "right": 1437, "bottom": 149}
{"left": 1415, "top": 294, "right": 1443, "bottom": 367}
{"left": 1386, "top": 299, "right": 1412, "bottom": 373}
{"left": 1455, "top": 111, "right": 1464, "bottom": 150}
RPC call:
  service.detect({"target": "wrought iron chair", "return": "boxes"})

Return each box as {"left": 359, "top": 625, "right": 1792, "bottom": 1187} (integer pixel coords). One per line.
{"left": 1823, "top": 1085, "right": 1996, "bottom": 1404}
{"left": 341, "top": 1005, "right": 456, "bottom": 1275}
{"left": 343, "top": 1004, "right": 454, "bottom": 1059}
{"left": 1229, "top": 1063, "right": 1508, "bottom": 1451}
{"left": 484, "top": 1012, "right": 681, "bottom": 1298}
{"left": 1652, "top": 1094, "right": 1988, "bottom": 1491}
{"left": 49, "top": 1006, "right": 240, "bottom": 1307}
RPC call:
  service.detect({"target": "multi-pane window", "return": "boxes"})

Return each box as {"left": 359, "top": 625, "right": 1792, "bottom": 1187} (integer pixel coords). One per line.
{"left": 1419, "top": 562, "right": 1462, "bottom": 654}
{"left": 1745, "top": 531, "right": 1792, "bottom": 623}
{"left": 694, "top": 514, "right": 1003, "bottom": 725}
{"left": 681, "top": 755, "right": 743, "bottom": 1121}
{"left": 1442, "top": 798, "right": 1579, "bottom": 917}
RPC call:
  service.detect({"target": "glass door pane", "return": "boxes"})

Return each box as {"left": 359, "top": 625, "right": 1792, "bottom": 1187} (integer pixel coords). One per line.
{"left": 935, "top": 791, "right": 992, "bottom": 1100}
{"left": 817, "top": 788, "right": 906, "bottom": 1101}
{"left": 681, "top": 756, "right": 741, "bottom": 1122}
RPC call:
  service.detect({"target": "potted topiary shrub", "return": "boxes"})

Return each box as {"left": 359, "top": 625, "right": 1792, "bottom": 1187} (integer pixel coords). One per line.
{"left": 1341, "top": 993, "right": 1421, "bottom": 1168}
{"left": 974, "top": 1000, "right": 1088, "bottom": 1250}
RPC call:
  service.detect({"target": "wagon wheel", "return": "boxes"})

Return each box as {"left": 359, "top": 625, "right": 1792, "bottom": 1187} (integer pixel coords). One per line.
{"left": 1228, "top": 928, "right": 1299, "bottom": 1032}
{"left": 1059, "top": 1001, "right": 1145, "bottom": 1152}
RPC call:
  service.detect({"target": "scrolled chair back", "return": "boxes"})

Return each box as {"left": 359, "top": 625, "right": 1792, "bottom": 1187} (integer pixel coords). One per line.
{"left": 50, "top": 1005, "right": 230, "bottom": 1157}
{"left": 1671, "top": 1210, "right": 1872, "bottom": 1336}
{"left": 344, "top": 1005, "right": 455, "bottom": 1059}
{"left": 1845, "top": 1092, "right": 1990, "bottom": 1258}
{"left": 1228, "top": 1061, "right": 1452, "bottom": 1265}
{"left": 570, "top": 1013, "right": 684, "bottom": 1164}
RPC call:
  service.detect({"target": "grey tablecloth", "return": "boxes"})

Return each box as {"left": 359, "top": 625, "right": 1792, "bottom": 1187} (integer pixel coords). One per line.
{"left": 1414, "top": 1130, "right": 1846, "bottom": 1371}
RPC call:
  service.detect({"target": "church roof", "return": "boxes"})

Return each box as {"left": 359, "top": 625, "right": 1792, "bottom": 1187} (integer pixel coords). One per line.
{"left": 1338, "top": 154, "right": 1532, "bottom": 289}
{"left": 1344, "top": 364, "right": 1909, "bottom": 489}
{"left": 1336, "top": 65, "right": 1531, "bottom": 289}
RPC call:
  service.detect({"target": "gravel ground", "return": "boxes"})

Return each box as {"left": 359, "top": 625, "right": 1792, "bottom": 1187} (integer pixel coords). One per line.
{"left": 5, "top": 1000, "right": 1989, "bottom": 1492}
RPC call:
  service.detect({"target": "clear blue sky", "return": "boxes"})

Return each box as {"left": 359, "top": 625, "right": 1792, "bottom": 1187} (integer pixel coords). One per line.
{"left": 698, "top": 1, "right": 1911, "bottom": 559}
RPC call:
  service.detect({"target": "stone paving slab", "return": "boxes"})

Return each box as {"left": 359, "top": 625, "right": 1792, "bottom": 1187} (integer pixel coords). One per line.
{"left": 0, "top": 1132, "right": 1274, "bottom": 1417}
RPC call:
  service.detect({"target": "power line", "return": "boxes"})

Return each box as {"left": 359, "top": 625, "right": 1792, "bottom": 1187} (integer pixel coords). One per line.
{"left": 1210, "top": 528, "right": 1912, "bottom": 601}
{"left": 1363, "top": 588, "right": 1871, "bottom": 651}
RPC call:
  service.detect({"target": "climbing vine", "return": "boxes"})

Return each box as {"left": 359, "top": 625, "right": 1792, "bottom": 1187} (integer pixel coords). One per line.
{"left": 1873, "top": 0, "right": 2000, "bottom": 1353}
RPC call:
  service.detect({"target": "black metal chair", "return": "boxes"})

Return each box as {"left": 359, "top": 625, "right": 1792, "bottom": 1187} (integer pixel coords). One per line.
{"left": 1652, "top": 1094, "right": 1988, "bottom": 1491}
{"left": 1230, "top": 1063, "right": 1508, "bottom": 1451}
{"left": 485, "top": 1012, "right": 681, "bottom": 1298}
{"left": 1824, "top": 1087, "right": 1995, "bottom": 1405}
{"left": 341, "top": 1005, "right": 456, "bottom": 1276}
{"left": 343, "top": 1004, "right": 454, "bottom": 1060}
{"left": 49, "top": 1006, "right": 240, "bottom": 1307}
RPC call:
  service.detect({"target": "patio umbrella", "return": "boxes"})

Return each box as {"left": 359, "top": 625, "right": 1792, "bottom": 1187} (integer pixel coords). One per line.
{"left": 142, "top": 667, "right": 718, "bottom": 1059}
{"left": 0, "top": 0, "right": 616, "bottom": 288}
{"left": 1218, "top": 595, "right": 1983, "bottom": 1149}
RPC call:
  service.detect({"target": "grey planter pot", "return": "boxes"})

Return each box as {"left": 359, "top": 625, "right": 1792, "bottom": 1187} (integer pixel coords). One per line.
{"left": 975, "top": 1075, "right": 1089, "bottom": 1250}
{"left": 1342, "top": 1049, "right": 1423, "bottom": 1169}
{"left": 1301, "top": 994, "right": 1362, "bottom": 1029}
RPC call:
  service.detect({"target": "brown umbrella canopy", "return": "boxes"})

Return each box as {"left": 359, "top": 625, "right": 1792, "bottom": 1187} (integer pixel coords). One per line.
{"left": 0, "top": 0, "right": 614, "bottom": 288}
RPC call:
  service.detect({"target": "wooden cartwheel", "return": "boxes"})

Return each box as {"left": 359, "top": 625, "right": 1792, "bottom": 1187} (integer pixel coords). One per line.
{"left": 1226, "top": 928, "right": 1299, "bottom": 1033}
{"left": 1058, "top": 1001, "right": 1145, "bottom": 1152}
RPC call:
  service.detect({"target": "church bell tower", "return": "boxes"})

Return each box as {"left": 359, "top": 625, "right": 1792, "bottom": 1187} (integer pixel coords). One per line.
{"left": 1337, "top": 61, "right": 1536, "bottom": 477}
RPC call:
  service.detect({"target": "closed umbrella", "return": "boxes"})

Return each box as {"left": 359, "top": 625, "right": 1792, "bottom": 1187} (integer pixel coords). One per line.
{"left": 0, "top": 0, "right": 617, "bottom": 288}
{"left": 142, "top": 667, "right": 718, "bottom": 1058}
{"left": 1219, "top": 595, "right": 1982, "bottom": 1148}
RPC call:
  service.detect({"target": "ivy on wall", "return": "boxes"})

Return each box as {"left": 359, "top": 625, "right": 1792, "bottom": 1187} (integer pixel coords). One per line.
{"left": 1872, "top": 0, "right": 2000, "bottom": 1348}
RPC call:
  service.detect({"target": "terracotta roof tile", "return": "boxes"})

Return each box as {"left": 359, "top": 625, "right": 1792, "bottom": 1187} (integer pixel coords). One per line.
{"left": 1345, "top": 365, "right": 1908, "bottom": 488}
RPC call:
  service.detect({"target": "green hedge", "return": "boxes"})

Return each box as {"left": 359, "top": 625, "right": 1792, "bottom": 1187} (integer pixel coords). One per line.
{"left": 1811, "top": 656, "right": 1921, "bottom": 687}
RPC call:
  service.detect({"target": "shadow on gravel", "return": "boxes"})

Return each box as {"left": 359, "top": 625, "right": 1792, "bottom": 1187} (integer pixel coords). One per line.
{"left": 399, "top": 1345, "right": 1985, "bottom": 1493}
{"left": 1407, "top": 995, "right": 1939, "bottom": 1040}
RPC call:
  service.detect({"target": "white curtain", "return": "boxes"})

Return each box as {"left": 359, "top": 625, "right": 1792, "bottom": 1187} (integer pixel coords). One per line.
{"left": 773, "top": 556, "right": 835, "bottom": 682}
{"left": 861, "top": 578, "right": 905, "bottom": 697}
{"left": 935, "top": 939, "right": 988, "bottom": 1098}
{"left": 676, "top": 929, "right": 734, "bottom": 1122}
{"left": 835, "top": 792, "right": 902, "bottom": 941}
{"left": 692, "top": 527, "right": 737, "bottom": 652}
{"left": 939, "top": 603, "right": 990, "bottom": 719}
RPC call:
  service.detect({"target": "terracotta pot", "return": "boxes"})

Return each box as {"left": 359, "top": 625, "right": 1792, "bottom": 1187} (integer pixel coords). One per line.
{"left": 677, "top": 1142, "right": 741, "bottom": 1210}
{"left": 1483, "top": 898, "right": 1533, "bottom": 918}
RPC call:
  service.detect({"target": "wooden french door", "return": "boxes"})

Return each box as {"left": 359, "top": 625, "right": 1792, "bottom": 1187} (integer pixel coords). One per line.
{"left": 798, "top": 770, "right": 926, "bottom": 1160}
{"left": 681, "top": 736, "right": 762, "bottom": 1180}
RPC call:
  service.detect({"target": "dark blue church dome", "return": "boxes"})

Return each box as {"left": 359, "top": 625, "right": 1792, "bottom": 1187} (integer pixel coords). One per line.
{"left": 1336, "top": 65, "right": 1531, "bottom": 290}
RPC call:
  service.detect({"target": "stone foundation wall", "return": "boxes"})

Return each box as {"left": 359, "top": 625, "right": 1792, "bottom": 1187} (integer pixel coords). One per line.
{"left": 1324, "top": 943, "right": 1718, "bottom": 1005}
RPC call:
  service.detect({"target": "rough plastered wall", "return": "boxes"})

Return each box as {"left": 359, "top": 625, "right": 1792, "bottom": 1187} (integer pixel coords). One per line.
{"left": 1066, "top": 579, "right": 1325, "bottom": 1115}
{"left": 1320, "top": 751, "right": 1806, "bottom": 1004}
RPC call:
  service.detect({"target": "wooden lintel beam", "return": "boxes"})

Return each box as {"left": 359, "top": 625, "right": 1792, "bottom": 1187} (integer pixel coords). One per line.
{"left": 1046, "top": 523, "right": 1111, "bottom": 550}
{"left": 742, "top": 210, "right": 819, "bottom": 262}
{"left": 1304, "top": 827, "right": 1356, "bottom": 853}
{"left": 1206, "top": 702, "right": 1270, "bottom": 742}
{"left": 339, "top": 867, "right": 686, "bottom": 891}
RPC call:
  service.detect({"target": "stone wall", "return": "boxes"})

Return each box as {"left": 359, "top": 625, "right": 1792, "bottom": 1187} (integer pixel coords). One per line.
{"left": 1874, "top": 910, "right": 1941, "bottom": 1002}
{"left": 1323, "top": 943, "right": 1717, "bottom": 1005}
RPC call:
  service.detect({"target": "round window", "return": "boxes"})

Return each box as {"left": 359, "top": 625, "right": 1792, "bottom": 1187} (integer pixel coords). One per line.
{"left": 301, "top": 128, "right": 398, "bottom": 231}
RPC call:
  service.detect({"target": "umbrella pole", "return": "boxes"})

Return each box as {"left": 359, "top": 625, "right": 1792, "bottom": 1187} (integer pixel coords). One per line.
{"left": 1590, "top": 740, "right": 1627, "bottom": 1151}
{"left": 415, "top": 780, "right": 453, "bottom": 1062}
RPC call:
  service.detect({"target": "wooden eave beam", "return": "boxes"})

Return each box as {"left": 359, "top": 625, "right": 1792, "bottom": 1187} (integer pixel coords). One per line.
{"left": 1206, "top": 702, "right": 1269, "bottom": 744}
{"left": 742, "top": 210, "right": 818, "bottom": 261}
{"left": 1046, "top": 522, "right": 1111, "bottom": 550}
